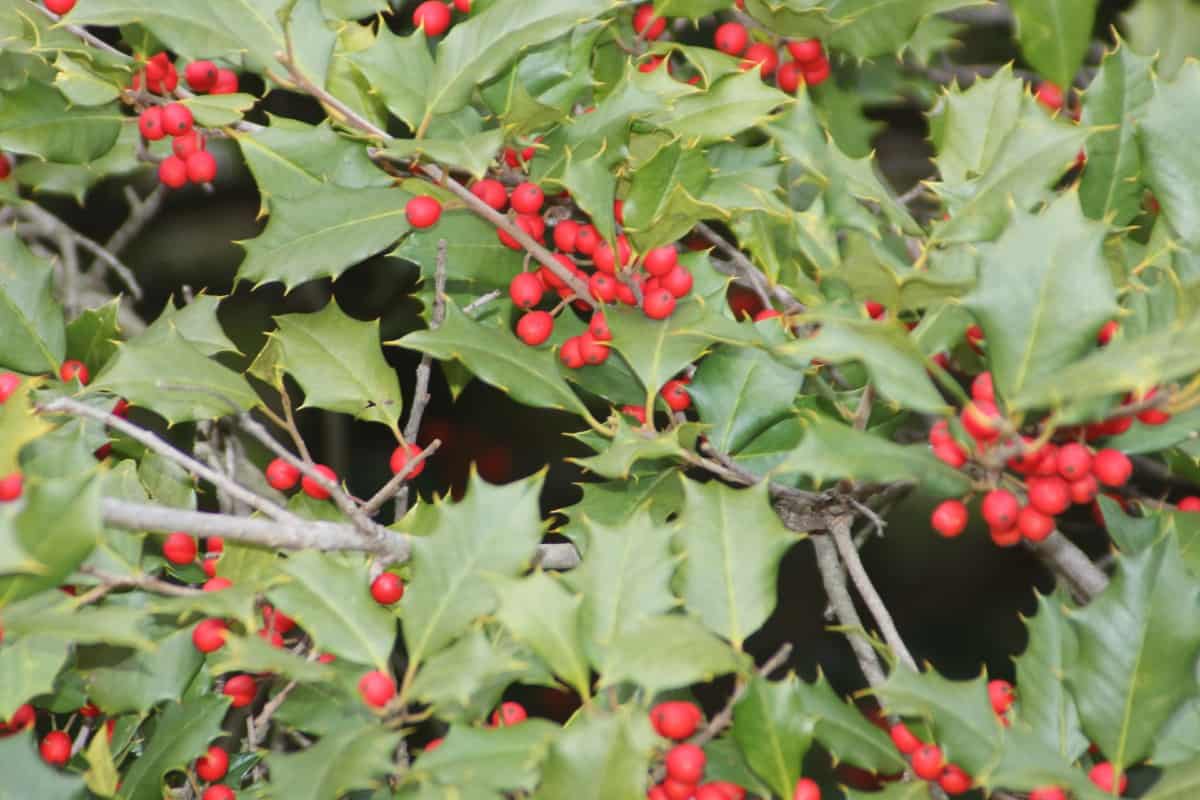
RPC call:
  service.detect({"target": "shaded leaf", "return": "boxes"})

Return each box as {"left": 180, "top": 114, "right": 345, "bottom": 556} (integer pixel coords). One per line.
{"left": 0, "top": 231, "right": 66, "bottom": 374}
{"left": 732, "top": 675, "right": 814, "bottom": 798}
{"left": 265, "top": 721, "right": 402, "bottom": 800}
{"left": 599, "top": 614, "right": 747, "bottom": 695}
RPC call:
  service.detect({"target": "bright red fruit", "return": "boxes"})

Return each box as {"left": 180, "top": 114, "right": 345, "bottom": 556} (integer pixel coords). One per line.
{"left": 644, "top": 246, "right": 678, "bottom": 277}
{"left": 510, "top": 182, "right": 544, "bottom": 214}
{"left": 301, "top": 464, "right": 337, "bottom": 500}
{"left": 211, "top": 69, "right": 239, "bottom": 94}
{"left": 265, "top": 457, "right": 300, "bottom": 490}
{"left": 787, "top": 38, "right": 823, "bottom": 63}
{"left": 933, "top": 440, "right": 967, "bottom": 469}
{"left": 223, "top": 674, "right": 256, "bottom": 707}
{"left": 1035, "top": 82, "right": 1064, "bottom": 111}
{"left": 714, "top": 22, "right": 749, "bottom": 55}
{"left": 196, "top": 745, "right": 229, "bottom": 782}
{"left": 623, "top": 404, "right": 647, "bottom": 424}
{"left": 45, "top": 0, "right": 77, "bottom": 13}
{"left": 1018, "top": 506, "right": 1054, "bottom": 542}
{"left": 161, "top": 103, "right": 194, "bottom": 136}
{"left": 971, "top": 372, "right": 994, "bottom": 403}
{"left": 471, "top": 178, "right": 508, "bottom": 210}
{"left": 159, "top": 156, "right": 189, "bottom": 189}
{"left": 1069, "top": 474, "right": 1099, "bottom": 505}
{"left": 1056, "top": 442, "right": 1092, "bottom": 480}
{"left": 173, "top": 129, "right": 204, "bottom": 159}
{"left": 390, "top": 442, "right": 426, "bottom": 478}
{"left": 185, "top": 61, "right": 218, "bottom": 92}
{"left": 991, "top": 525, "right": 1021, "bottom": 547}
{"left": 559, "top": 336, "right": 585, "bottom": 369}
{"left": 261, "top": 605, "right": 295, "bottom": 634}
{"left": 491, "top": 701, "right": 527, "bottom": 727}
{"left": 192, "top": 618, "right": 227, "bottom": 653}
{"left": 694, "top": 786, "right": 728, "bottom": 800}
{"left": 931, "top": 499, "right": 968, "bottom": 538}
{"left": 406, "top": 196, "right": 442, "bottom": 228}
{"left": 509, "top": 272, "right": 544, "bottom": 309}
{"left": 939, "top": 765, "right": 971, "bottom": 795}
{"left": 371, "top": 572, "right": 405, "bottom": 605}
{"left": 961, "top": 400, "right": 1001, "bottom": 441}
{"left": 453, "top": 0, "right": 469, "bottom": 11}
{"left": 202, "top": 787, "right": 235, "bottom": 800}
{"left": 792, "top": 778, "right": 820, "bottom": 800}
{"left": 981, "top": 490, "right": 1019, "bottom": 530}
{"left": 1179, "top": 496, "right": 1200, "bottom": 512}
{"left": 138, "top": 106, "right": 166, "bottom": 140}
{"left": 40, "top": 731, "right": 71, "bottom": 765}
{"left": 665, "top": 743, "right": 706, "bottom": 784}
{"left": 650, "top": 701, "right": 702, "bottom": 740}
{"left": 661, "top": 266, "right": 694, "bottom": 298}
{"left": 1092, "top": 449, "right": 1132, "bottom": 487}
{"left": 643, "top": 288, "right": 676, "bottom": 320}
{"left": 412, "top": 1, "right": 451, "bottom": 35}
{"left": 777, "top": 61, "right": 803, "bottom": 93}
{"left": 0, "top": 472, "right": 23, "bottom": 502}
{"left": 589, "top": 272, "right": 618, "bottom": 303}
{"left": 60, "top": 359, "right": 89, "bottom": 384}
{"left": 661, "top": 380, "right": 691, "bottom": 412}
{"left": 889, "top": 723, "right": 922, "bottom": 754}
{"left": 988, "top": 679, "right": 1014, "bottom": 714}
{"left": 662, "top": 780, "right": 695, "bottom": 800}
{"left": 742, "top": 43, "right": 779, "bottom": 77}
{"left": 553, "top": 219, "right": 579, "bottom": 251}
{"left": 1088, "top": 762, "right": 1127, "bottom": 794}
{"left": 802, "top": 58, "right": 831, "bottom": 86}
{"left": 162, "top": 532, "right": 198, "bottom": 565}
{"left": 0, "top": 372, "right": 19, "bottom": 402}
{"left": 578, "top": 332, "right": 609, "bottom": 366}
{"left": 1028, "top": 476, "right": 1071, "bottom": 516}
{"left": 203, "top": 577, "right": 232, "bottom": 592}
{"left": 575, "top": 225, "right": 600, "bottom": 255}
{"left": 186, "top": 151, "right": 217, "bottom": 184}
{"left": 911, "top": 744, "right": 944, "bottom": 780}
{"left": 1029, "top": 787, "right": 1067, "bottom": 800}
{"left": 201, "top": 559, "right": 218, "bottom": 579}
{"left": 633, "top": 4, "right": 667, "bottom": 39}
{"left": 516, "top": 310, "right": 554, "bottom": 346}
{"left": 1097, "top": 320, "right": 1118, "bottom": 345}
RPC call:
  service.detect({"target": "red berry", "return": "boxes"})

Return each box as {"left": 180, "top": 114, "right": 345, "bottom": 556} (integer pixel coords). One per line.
{"left": 864, "top": 301, "right": 886, "bottom": 319}
{"left": 709, "top": 782, "right": 746, "bottom": 800}
{"left": 661, "top": 380, "right": 691, "bottom": 412}
{"left": 425, "top": 737, "right": 444, "bottom": 751}
{"left": 6, "top": 704, "right": 35, "bottom": 730}
{"left": 0, "top": 472, "right": 23, "bottom": 502}
{"left": 1097, "top": 320, "right": 1118, "bottom": 345}
{"left": 578, "top": 332, "right": 609, "bottom": 366}
{"left": 981, "top": 490, "right": 1019, "bottom": 530}
{"left": 172, "top": 129, "right": 205, "bottom": 159}
{"left": 1180, "top": 496, "right": 1200, "bottom": 512}
{"left": 78, "top": 702, "right": 101, "bottom": 719}
{"left": 1056, "top": 442, "right": 1092, "bottom": 481}
{"left": 162, "top": 532, "right": 198, "bottom": 565}
{"left": 413, "top": 1, "right": 452, "bottom": 35}
{"left": 186, "top": 150, "right": 217, "bottom": 184}
{"left": 633, "top": 4, "right": 667, "bottom": 39}
{"left": 1018, "top": 506, "right": 1054, "bottom": 542}
{"left": 802, "top": 58, "right": 831, "bottom": 86}
{"left": 491, "top": 701, "right": 527, "bottom": 726}
{"left": 911, "top": 744, "right": 944, "bottom": 780}
{"left": 196, "top": 745, "right": 229, "bottom": 782}
{"left": 138, "top": 106, "right": 166, "bottom": 141}
{"left": 185, "top": 61, "right": 218, "bottom": 92}
{"left": 1028, "top": 476, "right": 1071, "bottom": 516}
{"left": 390, "top": 442, "right": 426, "bottom": 478}
{"left": 643, "top": 246, "right": 678, "bottom": 277}
{"left": 1033, "top": 444, "right": 1061, "bottom": 477}
{"left": 371, "top": 572, "right": 405, "bottom": 605}
{"left": 45, "top": 0, "right": 77, "bottom": 13}
{"left": 931, "top": 499, "right": 968, "bottom": 538}
{"left": 192, "top": 618, "right": 227, "bottom": 653}
{"left": 60, "top": 359, "right": 89, "bottom": 384}
{"left": 1035, "top": 82, "right": 1064, "bottom": 111}
{"left": 1088, "top": 762, "right": 1127, "bottom": 794}
{"left": 961, "top": 400, "right": 1001, "bottom": 442}
{"left": 553, "top": 220, "right": 580, "bottom": 252}
{"left": 201, "top": 558, "right": 218, "bottom": 579}
{"left": 650, "top": 701, "right": 702, "bottom": 740}
{"left": 988, "top": 679, "right": 1014, "bottom": 714}
{"left": 662, "top": 780, "right": 695, "bottom": 800}
{"left": 939, "top": 765, "right": 971, "bottom": 795}
{"left": 559, "top": 336, "right": 586, "bottom": 369}
{"left": 1029, "top": 788, "right": 1067, "bottom": 800}
{"left": 612, "top": 198, "right": 625, "bottom": 225}
{"left": 453, "top": 0, "right": 469, "bottom": 11}
{"left": 787, "top": 38, "right": 823, "bottom": 63}
{"left": 742, "top": 42, "right": 778, "bottom": 77}
{"left": 223, "top": 674, "right": 256, "bottom": 708}
{"left": 40, "top": 731, "right": 71, "bottom": 766}
{"left": 660, "top": 266, "right": 694, "bottom": 298}
{"left": 301, "top": 464, "right": 337, "bottom": 500}
{"left": 406, "top": 196, "right": 442, "bottom": 228}
{"left": 516, "top": 310, "right": 554, "bottom": 346}
{"left": 509, "top": 272, "right": 544, "bottom": 309}
{"left": 211, "top": 69, "right": 239, "bottom": 94}
{"left": 1092, "top": 449, "right": 1132, "bottom": 487}
{"left": 990, "top": 525, "right": 1021, "bottom": 547}
{"left": 586, "top": 314, "right": 611, "bottom": 343}
{"left": 161, "top": 103, "right": 194, "bottom": 136}
{"left": 470, "top": 179, "right": 507, "bottom": 211}
{"left": 203, "top": 577, "right": 233, "bottom": 592}
{"left": 776, "top": 61, "right": 803, "bottom": 93}
{"left": 265, "top": 457, "right": 300, "bottom": 490}
{"left": 932, "top": 440, "right": 967, "bottom": 469}
{"left": 643, "top": 289, "right": 676, "bottom": 320}
{"left": 665, "top": 743, "right": 706, "bottom": 784}
{"left": 0, "top": 372, "right": 19, "bottom": 402}
{"left": 510, "top": 183, "right": 544, "bottom": 215}
{"left": 1069, "top": 474, "right": 1099, "bottom": 505}
{"left": 793, "top": 778, "right": 820, "bottom": 800}
{"left": 202, "top": 787, "right": 235, "bottom": 800}
{"left": 261, "top": 605, "right": 295, "bottom": 634}
{"left": 575, "top": 225, "right": 600, "bottom": 255}
{"left": 159, "top": 156, "right": 189, "bottom": 189}
{"left": 889, "top": 723, "right": 922, "bottom": 754}
{"left": 622, "top": 404, "right": 647, "bottom": 424}
{"left": 971, "top": 372, "right": 994, "bottom": 403}
{"left": 714, "top": 22, "right": 748, "bottom": 55}
{"left": 589, "top": 272, "right": 618, "bottom": 303}
{"left": 0, "top": 153, "right": 10, "bottom": 180}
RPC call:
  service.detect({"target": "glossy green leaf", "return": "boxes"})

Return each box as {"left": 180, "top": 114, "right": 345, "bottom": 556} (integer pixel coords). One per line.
{"left": 690, "top": 343, "right": 805, "bottom": 454}
{"left": 572, "top": 417, "right": 695, "bottom": 480}
{"left": 489, "top": 572, "right": 591, "bottom": 698}
{"left": 1146, "top": 757, "right": 1200, "bottom": 800}
{"left": 654, "top": 70, "right": 791, "bottom": 144}
{"left": 0, "top": 730, "right": 85, "bottom": 800}
{"left": 1121, "top": 0, "right": 1200, "bottom": 79}
{"left": 824, "top": 0, "right": 982, "bottom": 58}
{"left": 141, "top": 294, "right": 237, "bottom": 357}
{"left": 409, "top": 630, "right": 550, "bottom": 724}
{"left": 1154, "top": 700, "right": 1200, "bottom": 766}
{"left": 732, "top": 675, "right": 814, "bottom": 798}
{"left": 536, "top": 709, "right": 651, "bottom": 800}
{"left": 179, "top": 92, "right": 256, "bottom": 127}
{"left": 598, "top": 614, "right": 747, "bottom": 695}
{"left": 65, "top": 299, "right": 121, "bottom": 376}
{"left": 794, "top": 671, "right": 907, "bottom": 772}
{"left": 77, "top": 626, "right": 205, "bottom": 714}
{"left": 0, "top": 82, "right": 121, "bottom": 163}
{"left": 380, "top": 130, "right": 505, "bottom": 180}
{"left": 265, "top": 721, "right": 402, "bottom": 800}
{"left": 1010, "top": 0, "right": 1100, "bottom": 90}
{"left": 0, "top": 231, "right": 66, "bottom": 374}
{"left": 118, "top": 695, "right": 230, "bottom": 800}
{"left": 392, "top": 210, "right": 525, "bottom": 295}
{"left": 211, "top": 634, "right": 338, "bottom": 683}
{"left": 411, "top": 720, "right": 559, "bottom": 792}
{"left": 1140, "top": 61, "right": 1200, "bottom": 248}
{"left": 1012, "top": 593, "right": 1088, "bottom": 760}
{"left": 0, "top": 635, "right": 68, "bottom": 720}
{"left": 51, "top": 52, "right": 122, "bottom": 106}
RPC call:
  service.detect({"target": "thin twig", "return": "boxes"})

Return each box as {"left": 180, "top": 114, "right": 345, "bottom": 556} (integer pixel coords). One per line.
{"left": 27, "top": 0, "right": 133, "bottom": 60}
{"left": 17, "top": 203, "right": 144, "bottom": 299}
{"left": 690, "top": 642, "right": 793, "bottom": 748}
{"left": 361, "top": 441, "right": 441, "bottom": 517}
{"left": 811, "top": 527, "right": 889, "bottom": 689}
{"left": 695, "top": 222, "right": 777, "bottom": 311}
{"left": 462, "top": 290, "right": 502, "bottom": 316}
{"left": 1024, "top": 531, "right": 1108, "bottom": 602}
{"left": 77, "top": 566, "right": 202, "bottom": 598}
{"left": 99, "top": 185, "right": 166, "bottom": 264}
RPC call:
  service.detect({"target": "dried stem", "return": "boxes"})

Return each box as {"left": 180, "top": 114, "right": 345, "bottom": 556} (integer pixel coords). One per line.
{"left": 812, "top": 528, "right": 889, "bottom": 689}
{"left": 17, "top": 202, "right": 144, "bottom": 300}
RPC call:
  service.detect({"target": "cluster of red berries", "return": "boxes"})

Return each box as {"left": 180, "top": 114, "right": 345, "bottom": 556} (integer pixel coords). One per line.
{"left": 194, "top": 745, "right": 236, "bottom": 799}
{"left": 928, "top": 370, "right": 1140, "bottom": 545}
{"left": 888, "top": 719, "right": 974, "bottom": 795}
{"left": 262, "top": 440, "right": 425, "bottom": 506}
{"left": 411, "top": 0, "right": 470, "bottom": 37}
{"left": 646, "top": 701, "right": 761, "bottom": 800}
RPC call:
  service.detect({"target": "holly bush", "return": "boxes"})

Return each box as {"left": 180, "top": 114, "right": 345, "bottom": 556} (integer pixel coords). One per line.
{"left": 2, "top": 0, "right": 1200, "bottom": 798}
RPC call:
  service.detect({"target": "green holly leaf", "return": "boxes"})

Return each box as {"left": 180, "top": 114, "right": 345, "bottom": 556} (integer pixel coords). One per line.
{"left": 51, "top": 52, "right": 122, "bottom": 106}
{"left": 674, "top": 479, "right": 796, "bottom": 648}
{"left": 2, "top": 594, "right": 152, "bottom": 649}
{"left": 962, "top": 193, "right": 1117, "bottom": 401}
{"left": 732, "top": 675, "right": 814, "bottom": 798}
{"left": 771, "top": 415, "right": 971, "bottom": 499}
{"left": 623, "top": 141, "right": 713, "bottom": 250}
{"left": 654, "top": 69, "right": 791, "bottom": 144}
{"left": 118, "top": 695, "right": 230, "bottom": 800}
{"left": 1146, "top": 757, "right": 1200, "bottom": 800}
{"left": 1154, "top": 700, "right": 1200, "bottom": 766}
{"left": 211, "top": 634, "right": 339, "bottom": 683}
{"left": 0, "top": 730, "right": 86, "bottom": 800}
{"left": 559, "top": 467, "right": 683, "bottom": 553}
{"left": 141, "top": 294, "right": 238, "bottom": 357}
{"left": 65, "top": 299, "right": 121, "bottom": 377}
{"left": 401, "top": 472, "right": 546, "bottom": 669}
{"left": 411, "top": 719, "right": 559, "bottom": 792}
{"left": 381, "top": 130, "right": 505, "bottom": 180}
{"left": 1140, "top": 61, "right": 1200, "bottom": 249}
{"left": 794, "top": 671, "right": 907, "bottom": 772}
{"left": 1079, "top": 42, "right": 1155, "bottom": 226}
{"left": 824, "top": 0, "right": 982, "bottom": 59}
{"left": 267, "top": 551, "right": 397, "bottom": 669}
{"left": 392, "top": 211, "right": 526, "bottom": 296}
{"left": 77, "top": 626, "right": 205, "bottom": 714}
{"left": 690, "top": 343, "right": 806, "bottom": 455}
{"left": 844, "top": 784, "right": 937, "bottom": 800}
{"left": 272, "top": 299, "right": 404, "bottom": 432}
{"left": 1009, "top": 0, "right": 1100, "bottom": 90}
{"left": 236, "top": 184, "right": 411, "bottom": 290}
{"left": 1121, "top": 0, "right": 1200, "bottom": 80}
{"left": 560, "top": 147, "right": 618, "bottom": 244}
{"left": 0, "top": 231, "right": 66, "bottom": 374}
{"left": 178, "top": 92, "right": 256, "bottom": 127}
{"left": 572, "top": 417, "right": 695, "bottom": 480}
{"left": 264, "top": 720, "right": 403, "bottom": 800}
{"left": 0, "top": 635, "right": 69, "bottom": 720}
{"left": 1067, "top": 536, "right": 1200, "bottom": 769}
{"left": 598, "top": 614, "right": 747, "bottom": 695}
{"left": 536, "top": 708, "right": 652, "bottom": 800}
{"left": 1012, "top": 593, "right": 1088, "bottom": 760}
{"left": 488, "top": 572, "right": 591, "bottom": 698}
{"left": 0, "top": 82, "right": 121, "bottom": 164}
{"left": 410, "top": 630, "right": 551, "bottom": 724}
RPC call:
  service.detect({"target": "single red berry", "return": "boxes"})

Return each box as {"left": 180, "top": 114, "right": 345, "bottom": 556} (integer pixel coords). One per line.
{"left": 265, "top": 457, "right": 300, "bottom": 490}
{"left": 589, "top": 272, "right": 618, "bottom": 304}
{"left": 1018, "top": 506, "right": 1055, "bottom": 542}
{"left": 413, "top": 1, "right": 452, "bottom": 35}
{"left": 643, "top": 246, "right": 678, "bottom": 277}
{"left": 650, "top": 701, "right": 703, "bottom": 740}
{"left": 988, "top": 679, "right": 1014, "bottom": 714}
{"left": 939, "top": 765, "right": 971, "bottom": 795}
{"left": 203, "top": 576, "right": 233, "bottom": 592}
{"left": 694, "top": 786, "right": 727, "bottom": 800}
{"left": 633, "top": 4, "right": 667, "bottom": 39}
{"left": 138, "top": 106, "right": 166, "bottom": 141}
{"left": 424, "top": 737, "right": 444, "bottom": 751}
{"left": 1179, "top": 496, "right": 1200, "bottom": 512}
{"left": 1033, "top": 444, "right": 1061, "bottom": 477}
{"left": 660, "top": 265, "right": 694, "bottom": 298}
{"left": 301, "top": 464, "right": 337, "bottom": 500}
{"left": 889, "top": 723, "right": 922, "bottom": 754}
{"left": 185, "top": 61, "right": 218, "bottom": 92}
{"left": 588, "top": 313, "right": 612, "bottom": 342}
{"left": 714, "top": 22, "right": 749, "bottom": 55}
{"left": 161, "top": 103, "right": 194, "bottom": 136}
{"left": 1097, "top": 320, "right": 1118, "bottom": 345}
{"left": 1028, "top": 476, "right": 1071, "bottom": 516}
{"left": 192, "top": 618, "right": 227, "bottom": 653}
{"left": 516, "top": 310, "right": 554, "bottom": 346}
{"left": 45, "top": 0, "right": 77, "bottom": 13}
{"left": 510, "top": 182, "right": 544, "bottom": 215}
{"left": 709, "top": 782, "right": 746, "bottom": 800}
{"left": 390, "top": 442, "right": 426, "bottom": 478}
{"left": 612, "top": 198, "right": 625, "bottom": 225}
{"left": 643, "top": 288, "right": 676, "bottom": 320}
{"left": 470, "top": 178, "right": 507, "bottom": 211}
{"left": 406, "top": 196, "right": 442, "bottom": 228}
{"left": 639, "top": 55, "right": 665, "bottom": 74}
{"left": 1035, "top": 82, "right": 1064, "bottom": 111}
{"left": 559, "top": 336, "right": 586, "bottom": 369}
{"left": 665, "top": 743, "right": 706, "bottom": 784}
{"left": 932, "top": 440, "right": 967, "bottom": 469}
{"left": 961, "top": 400, "right": 1001, "bottom": 442}
{"left": 661, "top": 780, "right": 694, "bottom": 800}
{"left": 172, "top": 129, "right": 205, "bottom": 159}
{"left": 0, "top": 472, "right": 22, "bottom": 502}
{"left": 990, "top": 525, "right": 1021, "bottom": 547}
{"left": 981, "top": 490, "right": 1019, "bottom": 530}
{"left": 802, "top": 58, "right": 831, "bottom": 86}
{"left": 223, "top": 674, "right": 257, "bottom": 708}
{"left": 787, "top": 38, "right": 823, "bottom": 63}
{"left": 911, "top": 744, "right": 944, "bottom": 780}
{"left": 162, "top": 532, "right": 198, "bottom": 565}
{"left": 776, "top": 61, "right": 803, "bottom": 93}
{"left": 40, "top": 731, "right": 71, "bottom": 766}
{"left": 491, "top": 701, "right": 527, "bottom": 727}
{"left": 622, "top": 404, "right": 647, "bottom": 424}
{"left": 202, "top": 787, "right": 235, "bottom": 800}
{"left": 186, "top": 150, "right": 217, "bottom": 184}
{"left": 78, "top": 702, "right": 101, "bottom": 719}
{"left": 159, "top": 156, "right": 189, "bottom": 189}
{"left": 1092, "top": 449, "right": 1132, "bottom": 487}
{"left": 196, "top": 745, "right": 229, "bottom": 782}
{"left": 615, "top": 278, "right": 638, "bottom": 306}
{"left": 578, "top": 332, "right": 609, "bottom": 366}
{"left": 1056, "top": 442, "right": 1092, "bottom": 481}
{"left": 7, "top": 704, "right": 35, "bottom": 730}
{"left": 661, "top": 380, "right": 691, "bottom": 412}
{"left": 0, "top": 372, "right": 19, "bottom": 402}
{"left": 371, "top": 572, "right": 405, "bottom": 605}
{"left": 931, "top": 499, "right": 968, "bottom": 538}
{"left": 0, "top": 153, "right": 10, "bottom": 180}
{"left": 1029, "top": 788, "right": 1067, "bottom": 800}
{"left": 453, "top": 0, "right": 469, "bottom": 11}
{"left": 575, "top": 225, "right": 600, "bottom": 256}
{"left": 1088, "top": 762, "right": 1127, "bottom": 794}
{"left": 863, "top": 301, "right": 886, "bottom": 319}
{"left": 1069, "top": 474, "right": 1099, "bottom": 505}
{"left": 509, "top": 272, "right": 544, "bottom": 309}
{"left": 971, "top": 372, "right": 994, "bottom": 403}
{"left": 60, "top": 359, "right": 89, "bottom": 384}
{"left": 211, "top": 69, "right": 238, "bottom": 94}
{"left": 514, "top": 213, "right": 545, "bottom": 243}
{"left": 553, "top": 220, "right": 580, "bottom": 252}
{"left": 792, "top": 778, "right": 820, "bottom": 800}
{"left": 742, "top": 42, "right": 778, "bottom": 77}
{"left": 201, "top": 558, "right": 218, "bottom": 578}
{"left": 754, "top": 309, "right": 782, "bottom": 322}
{"left": 261, "top": 605, "right": 296, "bottom": 634}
